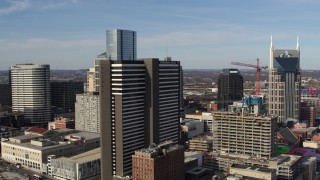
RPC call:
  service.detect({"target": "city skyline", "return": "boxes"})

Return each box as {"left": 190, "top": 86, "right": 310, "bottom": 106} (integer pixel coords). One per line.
{"left": 1, "top": 0, "right": 320, "bottom": 70}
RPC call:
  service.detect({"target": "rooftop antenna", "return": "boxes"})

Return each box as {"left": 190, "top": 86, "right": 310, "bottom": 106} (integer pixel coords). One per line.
{"left": 166, "top": 42, "right": 168, "bottom": 57}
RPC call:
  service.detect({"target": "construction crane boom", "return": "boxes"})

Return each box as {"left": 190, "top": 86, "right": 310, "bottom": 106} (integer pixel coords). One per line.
{"left": 231, "top": 58, "right": 268, "bottom": 95}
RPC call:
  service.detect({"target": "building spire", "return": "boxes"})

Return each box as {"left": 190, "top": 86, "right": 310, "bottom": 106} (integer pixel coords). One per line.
{"left": 296, "top": 36, "right": 300, "bottom": 51}
{"left": 270, "top": 35, "right": 274, "bottom": 68}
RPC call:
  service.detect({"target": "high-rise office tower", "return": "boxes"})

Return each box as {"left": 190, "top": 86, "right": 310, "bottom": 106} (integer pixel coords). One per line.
{"left": 143, "top": 58, "right": 181, "bottom": 144}
{"left": 268, "top": 37, "right": 301, "bottom": 123}
{"left": 10, "top": 64, "right": 51, "bottom": 127}
{"left": 99, "top": 58, "right": 181, "bottom": 179}
{"left": 100, "top": 60, "right": 146, "bottom": 179}
{"left": 217, "top": 69, "right": 243, "bottom": 110}
{"left": 51, "top": 80, "right": 84, "bottom": 113}
{"left": 106, "top": 29, "right": 137, "bottom": 60}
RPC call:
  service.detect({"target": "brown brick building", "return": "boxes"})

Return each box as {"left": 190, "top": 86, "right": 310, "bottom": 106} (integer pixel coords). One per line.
{"left": 132, "top": 142, "right": 184, "bottom": 180}
{"left": 48, "top": 117, "right": 75, "bottom": 130}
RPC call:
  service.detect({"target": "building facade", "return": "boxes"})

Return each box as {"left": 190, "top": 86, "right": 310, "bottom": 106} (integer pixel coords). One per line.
{"left": 212, "top": 111, "right": 277, "bottom": 158}
{"left": 0, "top": 83, "right": 11, "bottom": 107}
{"left": 48, "top": 116, "right": 75, "bottom": 130}
{"left": 185, "top": 112, "right": 213, "bottom": 134}
{"left": 268, "top": 37, "right": 301, "bottom": 123}
{"left": 106, "top": 29, "right": 137, "bottom": 61}
{"left": 131, "top": 142, "right": 184, "bottom": 180}
{"left": 86, "top": 68, "right": 96, "bottom": 93}
{"left": 143, "top": 58, "right": 181, "bottom": 144}
{"left": 50, "top": 148, "right": 101, "bottom": 180}
{"left": 300, "top": 102, "right": 316, "bottom": 127}
{"left": 100, "top": 60, "right": 146, "bottom": 179}
{"left": 75, "top": 93, "right": 100, "bottom": 133}
{"left": 217, "top": 69, "right": 243, "bottom": 110}
{"left": 1, "top": 129, "right": 100, "bottom": 174}
{"left": 99, "top": 58, "right": 181, "bottom": 179}
{"left": 51, "top": 80, "right": 84, "bottom": 113}
{"left": 10, "top": 64, "right": 51, "bottom": 127}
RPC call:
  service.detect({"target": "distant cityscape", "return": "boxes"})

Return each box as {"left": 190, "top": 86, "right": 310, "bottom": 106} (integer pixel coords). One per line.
{"left": 1, "top": 29, "right": 320, "bottom": 180}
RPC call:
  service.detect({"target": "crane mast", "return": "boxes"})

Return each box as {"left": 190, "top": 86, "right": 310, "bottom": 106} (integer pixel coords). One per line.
{"left": 231, "top": 58, "right": 268, "bottom": 95}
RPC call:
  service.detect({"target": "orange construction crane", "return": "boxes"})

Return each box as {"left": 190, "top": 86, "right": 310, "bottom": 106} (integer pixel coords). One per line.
{"left": 231, "top": 58, "right": 268, "bottom": 95}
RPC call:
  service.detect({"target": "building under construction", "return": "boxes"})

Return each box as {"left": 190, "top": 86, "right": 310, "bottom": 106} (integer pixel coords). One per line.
{"left": 188, "top": 135, "right": 214, "bottom": 173}
{"left": 212, "top": 111, "right": 277, "bottom": 159}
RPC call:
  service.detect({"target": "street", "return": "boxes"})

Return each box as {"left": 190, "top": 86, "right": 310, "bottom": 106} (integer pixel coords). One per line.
{"left": 0, "top": 160, "right": 53, "bottom": 180}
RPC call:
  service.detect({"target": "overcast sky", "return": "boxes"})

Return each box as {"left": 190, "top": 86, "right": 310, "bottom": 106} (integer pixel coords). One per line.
{"left": 1, "top": 0, "right": 320, "bottom": 70}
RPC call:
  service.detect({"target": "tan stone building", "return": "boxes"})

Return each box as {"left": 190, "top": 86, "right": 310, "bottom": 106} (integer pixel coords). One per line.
{"left": 1, "top": 128, "right": 100, "bottom": 174}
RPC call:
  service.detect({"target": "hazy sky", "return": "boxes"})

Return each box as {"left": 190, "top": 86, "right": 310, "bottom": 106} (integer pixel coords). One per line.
{"left": 1, "top": 0, "right": 320, "bottom": 70}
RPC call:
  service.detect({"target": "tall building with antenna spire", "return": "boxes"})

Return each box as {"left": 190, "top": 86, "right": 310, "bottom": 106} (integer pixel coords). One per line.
{"left": 268, "top": 36, "right": 301, "bottom": 123}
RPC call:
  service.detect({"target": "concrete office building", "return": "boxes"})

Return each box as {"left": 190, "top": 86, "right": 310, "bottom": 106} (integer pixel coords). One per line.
{"left": 106, "top": 29, "right": 137, "bottom": 60}
{"left": 268, "top": 37, "right": 301, "bottom": 123}
{"left": 185, "top": 112, "right": 213, "bottom": 134}
{"left": 217, "top": 69, "right": 243, "bottom": 110}
{"left": 51, "top": 80, "right": 84, "bottom": 113}
{"left": 229, "top": 164, "right": 277, "bottom": 180}
{"left": 181, "top": 119, "right": 204, "bottom": 139}
{"left": 10, "top": 64, "right": 51, "bottom": 127}
{"left": 93, "top": 53, "right": 108, "bottom": 93}
{"left": 50, "top": 148, "right": 101, "bottom": 180}
{"left": 212, "top": 111, "right": 277, "bottom": 158}
{"left": 48, "top": 116, "right": 75, "bottom": 130}
{"left": 212, "top": 153, "right": 302, "bottom": 179}
{"left": 75, "top": 93, "right": 100, "bottom": 133}
{"left": 131, "top": 142, "right": 184, "bottom": 180}
{"left": 99, "top": 58, "right": 181, "bottom": 179}
{"left": 1, "top": 129, "right": 100, "bottom": 174}
{"left": 86, "top": 68, "right": 96, "bottom": 93}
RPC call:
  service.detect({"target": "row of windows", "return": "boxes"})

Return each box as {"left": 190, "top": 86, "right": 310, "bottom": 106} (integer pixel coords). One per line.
{"left": 16, "top": 158, "right": 41, "bottom": 169}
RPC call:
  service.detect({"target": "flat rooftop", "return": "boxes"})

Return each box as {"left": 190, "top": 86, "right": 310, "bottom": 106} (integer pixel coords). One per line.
{"left": 190, "top": 135, "right": 213, "bottom": 142}
{"left": 4, "top": 130, "right": 100, "bottom": 151}
{"left": 215, "top": 152, "right": 301, "bottom": 167}
{"left": 186, "top": 167, "right": 208, "bottom": 175}
{"left": 291, "top": 127, "right": 318, "bottom": 133}
{"left": 10, "top": 134, "right": 40, "bottom": 141}
{"left": 186, "top": 112, "right": 202, "bottom": 116}
{"left": 0, "top": 126, "right": 19, "bottom": 131}
{"left": 270, "top": 154, "right": 302, "bottom": 166}
{"left": 55, "top": 148, "right": 100, "bottom": 164}
{"left": 231, "top": 164, "right": 275, "bottom": 173}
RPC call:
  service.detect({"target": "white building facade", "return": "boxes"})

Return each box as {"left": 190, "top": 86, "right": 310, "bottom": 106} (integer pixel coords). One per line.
{"left": 10, "top": 64, "right": 51, "bottom": 127}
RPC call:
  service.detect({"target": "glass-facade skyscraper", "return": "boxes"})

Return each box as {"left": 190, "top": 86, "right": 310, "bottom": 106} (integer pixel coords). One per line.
{"left": 106, "top": 29, "right": 137, "bottom": 60}
{"left": 217, "top": 68, "right": 244, "bottom": 110}
{"left": 268, "top": 37, "right": 301, "bottom": 123}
